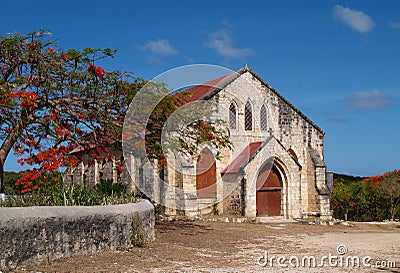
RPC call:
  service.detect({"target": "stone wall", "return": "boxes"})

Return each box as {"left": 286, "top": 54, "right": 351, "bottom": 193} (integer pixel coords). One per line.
{"left": 63, "top": 150, "right": 135, "bottom": 192}
{"left": 0, "top": 200, "right": 154, "bottom": 269}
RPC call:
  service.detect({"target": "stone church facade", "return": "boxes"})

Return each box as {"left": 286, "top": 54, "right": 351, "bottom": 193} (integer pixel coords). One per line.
{"left": 64, "top": 67, "right": 332, "bottom": 220}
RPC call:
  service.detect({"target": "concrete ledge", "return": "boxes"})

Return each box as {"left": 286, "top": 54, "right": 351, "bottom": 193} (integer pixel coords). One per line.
{"left": 0, "top": 199, "right": 154, "bottom": 269}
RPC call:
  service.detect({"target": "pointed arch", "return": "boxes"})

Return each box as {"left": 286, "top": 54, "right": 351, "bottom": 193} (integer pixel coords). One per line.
{"left": 244, "top": 99, "right": 253, "bottom": 131}
{"left": 255, "top": 157, "right": 289, "bottom": 217}
{"left": 196, "top": 147, "right": 216, "bottom": 199}
{"left": 228, "top": 101, "right": 238, "bottom": 130}
{"left": 260, "top": 104, "right": 268, "bottom": 131}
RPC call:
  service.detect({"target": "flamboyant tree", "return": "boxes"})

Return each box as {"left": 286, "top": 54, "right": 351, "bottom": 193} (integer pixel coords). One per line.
{"left": 364, "top": 170, "right": 400, "bottom": 221}
{"left": 332, "top": 171, "right": 400, "bottom": 221}
{"left": 330, "top": 180, "right": 360, "bottom": 221}
{"left": 1, "top": 31, "right": 232, "bottom": 194}
{"left": 0, "top": 30, "right": 142, "bottom": 193}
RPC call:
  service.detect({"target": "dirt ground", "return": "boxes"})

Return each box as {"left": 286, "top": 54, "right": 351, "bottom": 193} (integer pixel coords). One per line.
{"left": 17, "top": 219, "right": 400, "bottom": 273}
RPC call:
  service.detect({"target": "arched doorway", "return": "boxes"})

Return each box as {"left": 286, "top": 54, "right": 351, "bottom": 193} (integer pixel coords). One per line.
{"left": 196, "top": 148, "right": 216, "bottom": 199}
{"left": 256, "top": 164, "right": 282, "bottom": 216}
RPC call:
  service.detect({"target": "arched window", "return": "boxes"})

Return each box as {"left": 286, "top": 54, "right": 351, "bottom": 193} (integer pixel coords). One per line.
{"left": 229, "top": 102, "right": 237, "bottom": 130}
{"left": 245, "top": 100, "right": 253, "bottom": 131}
{"left": 260, "top": 104, "right": 268, "bottom": 131}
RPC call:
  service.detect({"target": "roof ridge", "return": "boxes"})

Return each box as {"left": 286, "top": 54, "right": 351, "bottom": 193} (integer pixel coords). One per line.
{"left": 239, "top": 67, "right": 324, "bottom": 134}
{"left": 183, "top": 65, "right": 324, "bottom": 134}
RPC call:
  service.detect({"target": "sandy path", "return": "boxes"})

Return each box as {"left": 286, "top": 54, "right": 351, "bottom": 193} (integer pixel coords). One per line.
{"left": 20, "top": 220, "right": 400, "bottom": 273}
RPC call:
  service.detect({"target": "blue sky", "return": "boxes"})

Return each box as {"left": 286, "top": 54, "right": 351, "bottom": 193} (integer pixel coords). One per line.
{"left": 1, "top": 0, "right": 399, "bottom": 176}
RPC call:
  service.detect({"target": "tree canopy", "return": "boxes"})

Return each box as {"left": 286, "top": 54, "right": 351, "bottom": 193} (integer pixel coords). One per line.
{"left": 331, "top": 170, "right": 400, "bottom": 221}
{"left": 0, "top": 31, "right": 231, "bottom": 194}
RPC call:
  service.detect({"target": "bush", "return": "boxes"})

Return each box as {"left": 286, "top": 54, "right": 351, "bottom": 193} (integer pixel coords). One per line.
{"left": 0, "top": 177, "right": 137, "bottom": 207}
{"left": 331, "top": 171, "right": 400, "bottom": 221}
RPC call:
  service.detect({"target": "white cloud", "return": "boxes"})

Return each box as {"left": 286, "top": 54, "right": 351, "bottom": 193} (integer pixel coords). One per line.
{"left": 390, "top": 22, "right": 400, "bottom": 30}
{"left": 146, "top": 56, "right": 164, "bottom": 65}
{"left": 324, "top": 112, "right": 348, "bottom": 123}
{"left": 207, "top": 29, "right": 253, "bottom": 60}
{"left": 345, "top": 90, "right": 393, "bottom": 112}
{"left": 183, "top": 56, "right": 195, "bottom": 64}
{"left": 333, "top": 5, "right": 375, "bottom": 33}
{"left": 141, "top": 39, "right": 178, "bottom": 55}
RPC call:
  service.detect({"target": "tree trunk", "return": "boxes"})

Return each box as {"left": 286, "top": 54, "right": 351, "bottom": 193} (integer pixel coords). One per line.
{"left": 344, "top": 208, "right": 348, "bottom": 221}
{"left": 0, "top": 126, "right": 21, "bottom": 193}
{"left": 390, "top": 197, "right": 395, "bottom": 221}
{"left": 0, "top": 157, "right": 4, "bottom": 193}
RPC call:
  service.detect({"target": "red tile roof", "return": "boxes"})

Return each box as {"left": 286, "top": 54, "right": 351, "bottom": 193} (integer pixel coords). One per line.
{"left": 222, "top": 141, "right": 263, "bottom": 174}
{"left": 183, "top": 74, "right": 230, "bottom": 103}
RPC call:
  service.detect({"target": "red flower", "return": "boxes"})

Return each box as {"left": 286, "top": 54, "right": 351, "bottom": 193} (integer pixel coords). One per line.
{"left": 349, "top": 202, "right": 357, "bottom": 207}
{"left": 55, "top": 126, "right": 70, "bottom": 137}
{"left": 27, "top": 42, "right": 37, "bottom": 50}
{"left": 115, "top": 164, "right": 123, "bottom": 174}
{"left": 370, "top": 181, "right": 381, "bottom": 187}
{"left": 21, "top": 188, "right": 32, "bottom": 194}
{"left": 77, "top": 112, "right": 86, "bottom": 119}
{"left": 95, "top": 66, "right": 105, "bottom": 78}
{"left": 67, "top": 157, "right": 78, "bottom": 166}
{"left": 48, "top": 47, "right": 55, "bottom": 54}
{"left": 88, "top": 63, "right": 105, "bottom": 79}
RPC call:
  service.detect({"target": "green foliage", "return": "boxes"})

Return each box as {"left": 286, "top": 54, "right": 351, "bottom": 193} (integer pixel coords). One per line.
{"left": 3, "top": 171, "right": 20, "bottom": 194}
{"left": 211, "top": 199, "right": 220, "bottom": 216}
{"left": 154, "top": 203, "right": 164, "bottom": 216}
{"left": 0, "top": 176, "right": 137, "bottom": 207}
{"left": 331, "top": 171, "right": 400, "bottom": 221}
{"left": 131, "top": 213, "right": 146, "bottom": 247}
{"left": 96, "top": 179, "right": 127, "bottom": 196}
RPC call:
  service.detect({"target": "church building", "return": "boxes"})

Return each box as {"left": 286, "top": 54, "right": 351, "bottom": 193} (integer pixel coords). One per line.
{"left": 65, "top": 66, "right": 332, "bottom": 220}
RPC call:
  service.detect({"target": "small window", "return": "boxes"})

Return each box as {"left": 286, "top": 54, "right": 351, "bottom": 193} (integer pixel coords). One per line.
{"left": 245, "top": 100, "right": 253, "bottom": 131}
{"left": 229, "top": 102, "right": 237, "bottom": 130}
{"left": 260, "top": 104, "right": 268, "bottom": 131}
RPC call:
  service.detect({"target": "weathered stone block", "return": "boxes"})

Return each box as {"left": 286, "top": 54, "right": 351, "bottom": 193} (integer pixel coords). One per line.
{"left": 0, "top": 200, "right": 154, "bottom": 269}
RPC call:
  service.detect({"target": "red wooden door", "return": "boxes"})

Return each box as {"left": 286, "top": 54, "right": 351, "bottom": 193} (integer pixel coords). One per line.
{"left": 196, "top": 148, "right": 216, "bottom": 199}
{"left": 256, "top": 166, "right": 282, "bottom": 216}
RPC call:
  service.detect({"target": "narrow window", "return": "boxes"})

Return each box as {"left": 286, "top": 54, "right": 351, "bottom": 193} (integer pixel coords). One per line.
{"left": 229, "top": 102, "right": 237, "bottom": 130}
{"left": 260, "top": 104, "right": 268, "bottom": 131}
{"left": 245, "top": 100, "right": 253, "bottom": 131}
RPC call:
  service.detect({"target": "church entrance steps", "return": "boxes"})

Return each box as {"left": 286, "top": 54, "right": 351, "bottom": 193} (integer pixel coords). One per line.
{"left": 256, "top": 216, "right": 297, "bottom": 224}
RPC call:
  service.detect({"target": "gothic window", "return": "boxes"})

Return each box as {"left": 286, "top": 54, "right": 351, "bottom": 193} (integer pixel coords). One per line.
{"left": 260, "top": 104, "right": 268, "bottom": 131}
{"left": 229, "top": 102, "right": 237, "bottom": 130}
{"left": 245, "top": 100, "right": 253, "bottom": 131}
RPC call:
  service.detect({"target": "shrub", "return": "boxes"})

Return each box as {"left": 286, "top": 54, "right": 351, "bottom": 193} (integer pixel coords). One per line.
{"left": 0, "top": 177, "right": 137, "bottom": 207}
{"left": 331, "top": 171, "right": 400, "bottom": 221}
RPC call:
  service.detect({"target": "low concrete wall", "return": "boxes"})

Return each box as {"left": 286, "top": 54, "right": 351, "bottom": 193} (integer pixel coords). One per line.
{"left": 0, "top": 200, "right": 154, "bottom": 268}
